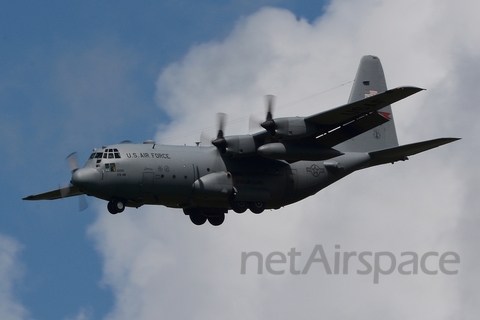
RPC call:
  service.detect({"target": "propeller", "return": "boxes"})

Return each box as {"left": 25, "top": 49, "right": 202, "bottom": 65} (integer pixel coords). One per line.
{"left": 66, "top": 152, "right": 79, "bottom": 173}
{"left": 261, "top": 94, "right": 276, "bottom": 136}
{"left": 64, "top": 152, "right": 88, "bottom": 211}
{"left": 211, "top": 112, "right": 228, "bottom": 152}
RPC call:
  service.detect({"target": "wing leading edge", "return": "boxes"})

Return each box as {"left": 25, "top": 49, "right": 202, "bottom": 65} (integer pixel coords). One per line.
{"left": 23, "top": 185, "right": 84, "bottom": 201}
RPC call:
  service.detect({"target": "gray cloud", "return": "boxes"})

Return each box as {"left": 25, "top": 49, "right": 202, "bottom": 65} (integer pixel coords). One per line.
{"left": 89, "top": 2, "right": 479, "bottom": 319}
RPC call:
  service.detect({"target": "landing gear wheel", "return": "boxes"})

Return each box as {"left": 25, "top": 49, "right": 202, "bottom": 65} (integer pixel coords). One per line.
{"left": 208, "top": 214, "right": 225, "bottom": 226}
{"left": 115, "top": 199, "right": 125, "bottom": 213}
{"left": 107, "top": 201, "right": 117, "bottom": 214}
{"left": 189, "top": 213, "right": 207, "bottom": 226}
{"left": 231, "top": 201, "right": 248, "bottom": 214}
{"left": 249, "top": 202, "right": 265, "bottom": 214}
{"left": 107, "top": 199, "right": 125, "bottom": 214}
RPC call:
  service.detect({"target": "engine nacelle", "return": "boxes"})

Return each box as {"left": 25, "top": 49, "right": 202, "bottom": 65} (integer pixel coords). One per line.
{"left": 191, "top": 171, "right": 234, "bottom": 203}
{"left": 273, "top": 117, "right": 317, "bottom": 140}
{"left": 223, "top": 135, "right": 257, "bottom": 157}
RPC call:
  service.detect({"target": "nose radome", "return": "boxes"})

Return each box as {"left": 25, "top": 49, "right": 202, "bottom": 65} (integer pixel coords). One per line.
{"left": 71, "top": 167, "right": 100, "bottom": 190}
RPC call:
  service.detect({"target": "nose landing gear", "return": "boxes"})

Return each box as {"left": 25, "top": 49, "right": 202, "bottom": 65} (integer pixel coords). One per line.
{"left": 107, "top": 199, "right": 126, "bottom": 214}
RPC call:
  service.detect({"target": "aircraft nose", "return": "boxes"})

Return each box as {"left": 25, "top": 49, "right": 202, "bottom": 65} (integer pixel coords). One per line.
{"left": 71, "top": 167, "right": 100, "bottom": 190}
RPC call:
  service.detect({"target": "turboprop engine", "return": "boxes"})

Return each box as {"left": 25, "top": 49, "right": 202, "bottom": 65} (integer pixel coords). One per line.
{"left": 264, "top": 117, "right": 318, "bottom": 140}
{"left": 222, "top": 135, "right": 257, "bottom": 157}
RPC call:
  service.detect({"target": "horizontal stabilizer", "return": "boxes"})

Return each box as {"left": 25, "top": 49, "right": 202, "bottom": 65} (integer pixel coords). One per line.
{"left": 23, "top": 185, "right": 84, "bottom": 201}
{"left": 367, "top": 138, "right": 460, "bottom": 167}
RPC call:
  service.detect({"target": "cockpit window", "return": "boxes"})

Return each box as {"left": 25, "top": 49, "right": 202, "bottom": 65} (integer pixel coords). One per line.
{"left": 90, "top": 149, "right": 121, "bottom": 161}
{"left": 104, "top": 149, "right": 121, "bottom": 159}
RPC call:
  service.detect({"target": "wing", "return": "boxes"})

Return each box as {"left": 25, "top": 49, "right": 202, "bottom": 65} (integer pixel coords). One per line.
{"left": 253, "top": 86, "right": 423, "bottom": 147}
{"left": 306, "top": 86, "right": 424, "bottom": 146}
{"left": 307, "top": 86, "right": 423, "bottom": 126}
{"left": 23, "top": 185, "right": 84, "bottom": 201}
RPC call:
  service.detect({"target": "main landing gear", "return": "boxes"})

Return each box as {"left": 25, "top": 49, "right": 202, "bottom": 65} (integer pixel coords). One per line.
{"left": 107, "top": 199, "right": 126, "bottom": 214}
{"left": 185, "top": 201, "right": 266, "bottom": 226}
{"left": 230, "top": 200, "right": 265, "bottom": 214}
{"left": 184, "top": 208, "right": 226, "bottom": 226}
{"left": 188, "top": 212, "right": 225, "bottom": 226}
{"left": 189, "top": 213, "right": 226, "bottom": 226}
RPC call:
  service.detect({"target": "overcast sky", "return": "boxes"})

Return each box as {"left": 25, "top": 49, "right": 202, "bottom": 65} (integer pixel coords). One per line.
{"left": 2, "top": 0, "right": 479, "bottom": 319}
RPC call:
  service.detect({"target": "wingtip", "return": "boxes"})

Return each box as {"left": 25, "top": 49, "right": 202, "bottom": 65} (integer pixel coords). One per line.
{"left": 446, "top": 137, "right": 461, "bottom": 142}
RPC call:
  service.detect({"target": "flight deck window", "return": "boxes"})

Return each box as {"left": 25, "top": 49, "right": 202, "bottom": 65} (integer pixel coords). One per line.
{"left": 102, "top": 149, "right": 121, "bottom": 159}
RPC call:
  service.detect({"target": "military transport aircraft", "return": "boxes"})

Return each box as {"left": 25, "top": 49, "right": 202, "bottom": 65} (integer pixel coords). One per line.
{"left": 23, "top": 55, "right": 459, "bottom": 226}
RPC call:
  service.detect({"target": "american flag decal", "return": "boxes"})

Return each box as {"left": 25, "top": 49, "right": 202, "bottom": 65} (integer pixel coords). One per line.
{"left": 364, "top": 89, "right": 378, "bottom": 98}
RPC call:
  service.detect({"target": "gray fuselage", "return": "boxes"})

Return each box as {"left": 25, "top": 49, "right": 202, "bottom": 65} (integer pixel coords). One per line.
{"left": 76, "top": 141, "right": 371, "bottom": 212}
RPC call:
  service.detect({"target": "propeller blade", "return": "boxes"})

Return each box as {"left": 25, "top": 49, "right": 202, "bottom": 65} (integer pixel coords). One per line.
{"left": 66, "top": 152, "right": 79, "bottom": 173}
{"left": 265, "top": 94, "right": 275, "bottom": 120}
{"left": 59, "top": 183, "right": 71, "bottom": 198}
{"left": 59, "top": 183, "right": 89, "bottom": 211}
{"left": 248, "top": 114, "right": 263, "bottom": 133}
{"left": 216, "top": 112, "right": 227, "bottom": 139}
{"left": 212, "top": 113, "right": 228, "bottom": 150}
{"left": 199, "top": 131, "right": 213, "bottom": 147}
{"left": 79, "top": 195, "right": 88, "bottom": 211}
{"left": 261, "top": 95, "right": 276, "bottom": 135}
{"left": 65, "top": 152, "right": 88, "bottom": 211}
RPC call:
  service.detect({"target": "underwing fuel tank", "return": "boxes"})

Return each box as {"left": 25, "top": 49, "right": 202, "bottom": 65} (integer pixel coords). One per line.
{"left": 191, "top": 171, "right": 234, "bottom": 204}
{"left": 257, "top": 142, "right": 343, "bottom": 161}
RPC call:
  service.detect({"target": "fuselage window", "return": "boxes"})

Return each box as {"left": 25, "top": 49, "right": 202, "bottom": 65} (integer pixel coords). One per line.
{"left": 105, "top": 163, "right": 116, "bottom": 172}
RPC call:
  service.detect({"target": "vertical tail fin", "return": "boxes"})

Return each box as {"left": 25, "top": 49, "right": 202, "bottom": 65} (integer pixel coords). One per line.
{"left": 335, "top": 55, "right": 399, "bottom": 152}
